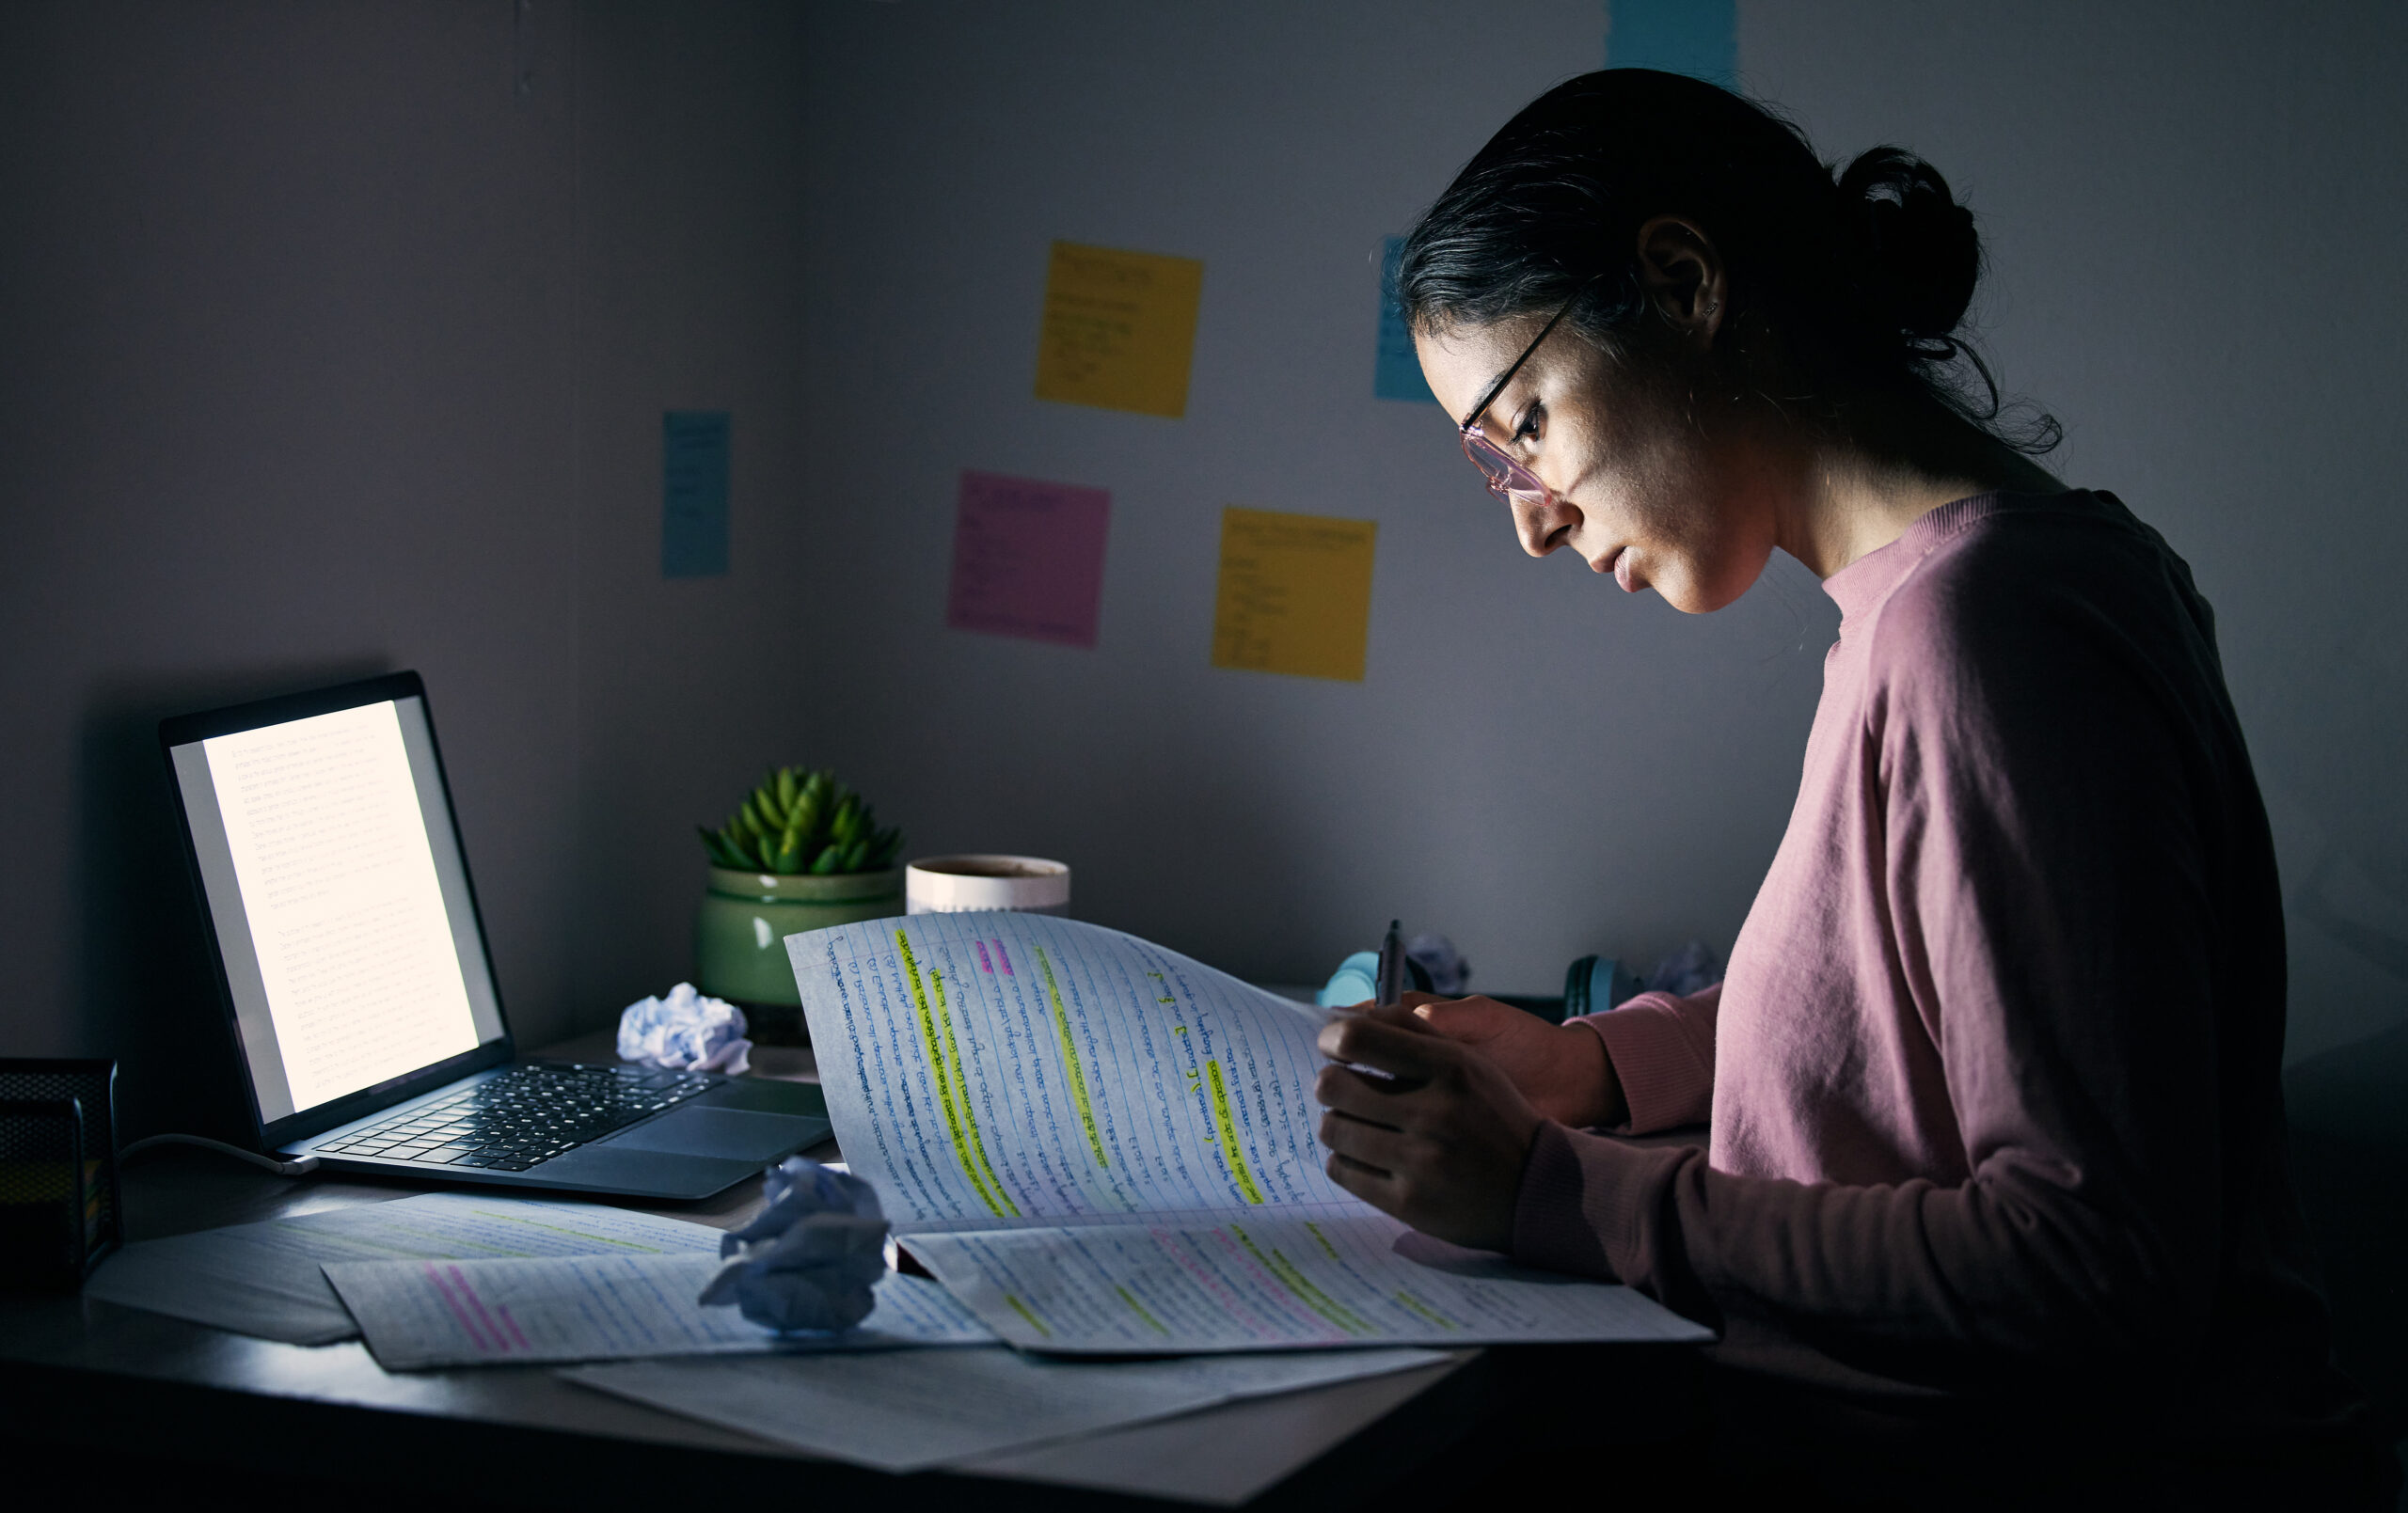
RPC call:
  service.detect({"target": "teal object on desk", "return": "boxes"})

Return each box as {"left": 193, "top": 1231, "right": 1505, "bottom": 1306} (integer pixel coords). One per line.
{"left": 1562, "top": 955, "right": 1641, "bottom": 1019}
{"left": 1316, "top": 952, "right": 1382, "bottom": 1009}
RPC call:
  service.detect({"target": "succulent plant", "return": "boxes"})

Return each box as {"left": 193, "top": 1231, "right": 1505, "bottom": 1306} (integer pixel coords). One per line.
{"left": 699, "top": 766, "right": 902, "bottom": 876}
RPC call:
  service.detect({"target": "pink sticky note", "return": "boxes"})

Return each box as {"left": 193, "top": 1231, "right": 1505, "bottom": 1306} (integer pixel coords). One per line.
{"left": 945, "top": 470, "right": 1112, "bottom": 648}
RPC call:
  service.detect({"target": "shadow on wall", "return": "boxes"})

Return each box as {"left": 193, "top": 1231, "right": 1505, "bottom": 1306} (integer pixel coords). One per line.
{"left": 78, "top": 659, "right": 388, "bottom": 1143}
{"left": 2270, "top": 607, "right": 2408, "bottom": 1036}
{"left": 2288, "top": 1020, "right": 2408, "bottom": 1439}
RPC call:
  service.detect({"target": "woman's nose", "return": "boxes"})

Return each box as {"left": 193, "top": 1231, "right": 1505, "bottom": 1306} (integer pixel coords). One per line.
{"left": 1513, "top": 494, "right": 1579, "bottom": 558}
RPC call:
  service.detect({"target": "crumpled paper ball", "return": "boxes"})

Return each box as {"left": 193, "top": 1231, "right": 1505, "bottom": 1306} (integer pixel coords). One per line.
{"left": 697, "top": 1158, "right": 890, "bottom": 1333}
{"left": 617, "top": 983, "right": 752, "bottom": 1075}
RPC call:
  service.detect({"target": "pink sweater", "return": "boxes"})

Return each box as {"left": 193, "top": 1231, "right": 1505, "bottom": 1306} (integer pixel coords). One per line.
{"left": 1519, "top": 491, "right": 2348, "bottom": 1433}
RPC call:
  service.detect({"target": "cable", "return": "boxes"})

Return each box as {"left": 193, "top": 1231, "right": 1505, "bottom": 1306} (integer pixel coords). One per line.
{"left": 119, "top": 1133, "right": 321, "bottom": 1177}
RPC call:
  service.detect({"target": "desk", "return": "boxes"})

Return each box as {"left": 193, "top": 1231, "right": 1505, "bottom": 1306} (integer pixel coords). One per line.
{"left": 0, "top": 1035, "right": 1711, "bottom": 1511}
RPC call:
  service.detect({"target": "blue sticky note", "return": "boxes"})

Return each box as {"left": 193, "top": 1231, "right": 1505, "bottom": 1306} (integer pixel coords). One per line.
{"left": 1373, "top": 235, "right": 1439, "bottom": 405}
{"left": 662, "top": 410, "right": 730, "bottom": 578}
{"left": 1606, "top": 0, "right": 1736, "bottom": 87}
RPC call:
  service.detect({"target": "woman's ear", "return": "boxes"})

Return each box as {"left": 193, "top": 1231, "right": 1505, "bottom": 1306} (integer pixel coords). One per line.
{"left": 1635, "top": 215, "right": 1727, "bottom": 347}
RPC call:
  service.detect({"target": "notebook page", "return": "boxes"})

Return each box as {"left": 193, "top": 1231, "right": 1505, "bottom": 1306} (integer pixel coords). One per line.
{"left": 907, "top": 1211, "right": 1717, "bottom": 1355}
{"left": 324, "top": 1256, "right": 990, "bottom": 1370}
{"left": 789, "top": 912, "right": 1368, "bottom": 1229}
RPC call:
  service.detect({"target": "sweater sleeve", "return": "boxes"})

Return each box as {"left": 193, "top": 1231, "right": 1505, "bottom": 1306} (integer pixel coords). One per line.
{"left": 1515, "top": 536, "right": 2257, "bottom": 1380}
{"left": 1573, "top": 985, "right": 1719, "bottom": 1133}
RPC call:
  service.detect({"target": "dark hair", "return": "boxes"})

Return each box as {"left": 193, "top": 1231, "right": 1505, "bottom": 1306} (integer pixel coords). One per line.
{"left": 1398, "top": 70, "right": 2057, "bottom": 451}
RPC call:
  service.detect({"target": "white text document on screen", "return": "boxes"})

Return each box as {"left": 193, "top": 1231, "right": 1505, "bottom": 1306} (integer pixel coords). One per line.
{"left": 204, "top": 702, "right": 478, "bottom": 1109}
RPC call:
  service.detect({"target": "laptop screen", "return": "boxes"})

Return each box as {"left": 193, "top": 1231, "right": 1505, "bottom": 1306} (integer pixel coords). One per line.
{"left": 166, "top": 691, "right": 508, "bottom": 1126}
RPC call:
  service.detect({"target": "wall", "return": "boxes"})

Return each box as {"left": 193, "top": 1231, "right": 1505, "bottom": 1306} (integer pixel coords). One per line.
{"left": 779, "top": 1, "right": 2408, "bottom": 1064}
{"left": 782, "top": 0, "right": 1835, "bottom": 1008}
{"left": 0, "top": 0, "right": 587, "bottom": 1137}
{"left": 3, "top": 3, "right": 2402, "bottom": 1144}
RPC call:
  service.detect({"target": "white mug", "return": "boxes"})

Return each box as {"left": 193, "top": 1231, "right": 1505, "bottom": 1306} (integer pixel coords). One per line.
{"left": 904, "top": 855, "right": 1070, "bottom": 916}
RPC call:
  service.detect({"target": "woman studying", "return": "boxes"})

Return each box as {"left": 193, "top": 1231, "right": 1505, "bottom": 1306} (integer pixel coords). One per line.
{"left": 1310, "top": 71, "right": 2390, "bottom": 1505}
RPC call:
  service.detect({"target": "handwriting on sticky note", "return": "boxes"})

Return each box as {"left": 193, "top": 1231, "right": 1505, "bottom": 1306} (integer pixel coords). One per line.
{"left": 1034, "top": 242, "right": 1205, "bottom": 418}
{"left": 945, "top": 471, "right": 1112, "bottom": 648}
{"left": 1211, "top": 508, "right": 1378, "bottom": 683}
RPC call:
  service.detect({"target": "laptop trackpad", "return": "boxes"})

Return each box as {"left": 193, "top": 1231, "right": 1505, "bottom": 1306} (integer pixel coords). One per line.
{"left": 603, "top": 1106, "right": 821, "bottom": 1162}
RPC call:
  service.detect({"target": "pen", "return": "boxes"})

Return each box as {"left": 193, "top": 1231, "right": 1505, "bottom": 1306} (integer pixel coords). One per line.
{"left": 1375, "top": 919, "right": 1404, "bottom": 1007}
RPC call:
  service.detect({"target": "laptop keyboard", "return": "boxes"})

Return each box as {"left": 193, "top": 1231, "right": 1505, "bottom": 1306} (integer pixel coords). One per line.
{"left": 314, "top": 1064, "right": 718, "bottom": 1172}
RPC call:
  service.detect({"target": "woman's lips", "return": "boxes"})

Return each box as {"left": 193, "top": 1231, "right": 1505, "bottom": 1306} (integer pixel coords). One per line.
{"left": 1612, "top": 548, "right": 1638, "bottom": 593}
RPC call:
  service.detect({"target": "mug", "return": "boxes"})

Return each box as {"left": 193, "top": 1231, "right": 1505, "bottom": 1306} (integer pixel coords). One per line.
{"left": 904, "top": 855, "right": 1070, "bottom": 916}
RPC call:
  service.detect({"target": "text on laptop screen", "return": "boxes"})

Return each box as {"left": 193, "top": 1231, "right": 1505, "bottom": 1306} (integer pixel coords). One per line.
{"left": 169, "top": 698, "right": 506, "bottom": 1123}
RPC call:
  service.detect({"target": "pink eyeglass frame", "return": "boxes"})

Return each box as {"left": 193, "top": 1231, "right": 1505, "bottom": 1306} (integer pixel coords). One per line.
{"left": 1454, "top": 276, "right": 1601, "bottom": 506}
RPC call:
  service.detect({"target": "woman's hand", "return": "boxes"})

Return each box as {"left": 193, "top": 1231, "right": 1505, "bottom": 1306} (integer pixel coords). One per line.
{"left": 1313, "top": 1004, "right": 1545, "bottom": 1253}
{"left": 1400, "top": 993, "right": 1627, "bottom": 1128}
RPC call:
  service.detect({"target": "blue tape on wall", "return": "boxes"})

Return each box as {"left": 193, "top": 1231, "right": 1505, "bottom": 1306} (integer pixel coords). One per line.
{"left": 1605, "top": 0, "right": 1736, "bottom": 87}
{"left": 662, "top": 410, "right": 730, "bottom": 578}
{"left": 1374, "top": 235, "right": 1439, "bottom": 405}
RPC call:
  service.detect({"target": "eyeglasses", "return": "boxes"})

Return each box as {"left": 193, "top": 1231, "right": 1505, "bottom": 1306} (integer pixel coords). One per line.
{"left": 1455, "top": 277, "right": 1598, "bottom": 506}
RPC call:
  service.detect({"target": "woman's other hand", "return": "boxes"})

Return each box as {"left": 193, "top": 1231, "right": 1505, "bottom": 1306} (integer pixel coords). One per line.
{"left": 1401, "top": 993, "right": 1627, "bottom": 1128}
{"left": 1313, "top": 1004, "right": 1545, "bottom": 1252}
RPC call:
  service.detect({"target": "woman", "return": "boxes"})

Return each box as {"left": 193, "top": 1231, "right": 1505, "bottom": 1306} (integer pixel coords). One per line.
{"left": 1310, "top": 71, "right": 2386, "bottom": 1503}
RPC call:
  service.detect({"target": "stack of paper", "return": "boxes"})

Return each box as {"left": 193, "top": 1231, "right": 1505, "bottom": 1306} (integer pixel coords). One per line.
{"left": 325, "top": 1256, "right": 989, "bottom": 1370}
{"left": 86, "top": 1190, "right": 725, "bottom": 1344}
{"left": 564, "top": 1345, "right": 1450, "bottom": 1473}
{"left": 784, "top": 912, "right": 1714, "bottom": 1354}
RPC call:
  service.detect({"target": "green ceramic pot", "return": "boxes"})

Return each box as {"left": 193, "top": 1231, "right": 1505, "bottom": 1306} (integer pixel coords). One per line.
{"left": 693, "top": 866, "right": 902, "bottom": 1007}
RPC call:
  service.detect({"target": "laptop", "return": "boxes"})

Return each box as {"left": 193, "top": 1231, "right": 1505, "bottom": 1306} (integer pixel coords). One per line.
{"left": 159, "top": 671, "right": 832, "bottom": 1201}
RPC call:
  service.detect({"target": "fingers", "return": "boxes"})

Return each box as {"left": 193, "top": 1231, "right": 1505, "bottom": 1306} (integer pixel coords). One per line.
{"left": 1316, "top": 1010, "right": 1450, "bottom": 1080}
{"left": 1317, "top": 1106, "right": 1414, "bottom": 1183}
{"left": 1323, "top": 1148, "right": 1395, "bottom": 1206}
{"left": 1313, "top": 1061, "right": 1412, "bottom": 1120}
{"left": 1410, "top": 994, "right": 1523, "bottom": 1044}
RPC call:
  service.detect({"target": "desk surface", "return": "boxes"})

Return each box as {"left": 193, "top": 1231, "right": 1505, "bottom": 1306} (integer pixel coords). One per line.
{"left": 3, "top": 1033, "right": 1603, "bottom": 1511}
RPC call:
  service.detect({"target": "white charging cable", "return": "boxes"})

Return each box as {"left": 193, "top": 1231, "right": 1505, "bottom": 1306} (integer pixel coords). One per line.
{"left": 119, "top": 1133, "right": 321, "bottom": 1176}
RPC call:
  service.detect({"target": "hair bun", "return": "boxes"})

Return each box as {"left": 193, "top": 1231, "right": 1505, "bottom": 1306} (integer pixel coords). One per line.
{"left": 1835, "top": 147, "right": 1979, "bottom": 342}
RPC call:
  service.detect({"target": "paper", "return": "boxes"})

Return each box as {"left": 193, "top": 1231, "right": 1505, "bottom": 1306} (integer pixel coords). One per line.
{"left": 784, "top": 914, "right": 1714, "bottom": 1359}
{"left": 84, "top": 1191, "right": 723, "bottom": 1345}
{"left": 662, "top": 409, "right": 730, "bottom": 577}
{"left": 788, "top": 912, "right": 1363, "bottom": 1230}
{"left": 325, "top": 1255, "right": 989, "bottom": 1370}
{"left": 1033, "top": 241, "right": 1204, "bottom": 418}
{"left": 565, "top": 1344, "right": 1445, "bottom": 1473}
{"left": 909, "top": 1211, "right": 1714, "bottom": 1355}
{"left": 1606, "top": 0, "right": 1736, "bottom": 85}
{"left": 945, "top": 471, "right": 1112, "bottom": 648}
{"left": 1211, "top": 507, "right": 1378, "bottom": 682}
{"left": 1374, "top": 236, "right": 1439, "bottom": 404}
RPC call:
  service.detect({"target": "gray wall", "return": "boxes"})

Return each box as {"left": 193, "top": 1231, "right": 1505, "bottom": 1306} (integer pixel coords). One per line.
{"left": 4, "top": 2, "right": 2403, "bottom": 1139}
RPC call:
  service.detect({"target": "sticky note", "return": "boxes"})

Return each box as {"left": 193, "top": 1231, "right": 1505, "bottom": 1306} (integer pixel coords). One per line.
{"left": 1375, "top": 236, "right": 1439, "bottom": 405}
{"left": 1033, "top": 241, "right": 1205, "bottom": 418}
{"left": 1606, "top": 0, "right": 1736, "bottom": 86}
{"left": 945, "top": 471, "right": 1112, "bottom": 648}
{"left": 662, "top": 410, "right": 730, "bottom": 577}
{"left": 1211, "top": 508, "right": 1377, "bottom": 683}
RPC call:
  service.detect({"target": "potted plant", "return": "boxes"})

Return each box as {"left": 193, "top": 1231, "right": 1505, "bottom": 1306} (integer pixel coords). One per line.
{"left": 693, "top": 766, "right": 904, "bottom": 1024}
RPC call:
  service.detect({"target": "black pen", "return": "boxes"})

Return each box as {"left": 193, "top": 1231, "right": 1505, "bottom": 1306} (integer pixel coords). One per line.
{"left": 1375, "top": 919, "right": 1404, "bottom": 1007}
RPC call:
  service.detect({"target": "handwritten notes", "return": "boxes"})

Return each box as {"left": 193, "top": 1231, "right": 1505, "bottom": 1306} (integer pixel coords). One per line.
{"left": 1211, "top": 508, "right": 1378, "bottom": 683}
{"left": 1034, "top": 242, "right": 1205, "bottom": 418}
{"left": 945, "top": 471, "right": 1113, "bottom": 648}
{"left": 1375, "top": 236, "right": 1438, "bottom": 404}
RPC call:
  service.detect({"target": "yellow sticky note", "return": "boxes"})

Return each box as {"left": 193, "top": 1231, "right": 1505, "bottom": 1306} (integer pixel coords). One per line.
{"left": 1212, "top": 508, "right": 1378, "bottom": 682}
{"left": 1034, "top": 241, "right": 1205, "bottom": 418}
